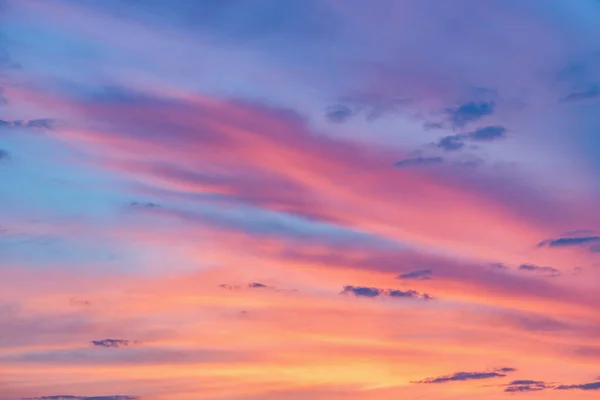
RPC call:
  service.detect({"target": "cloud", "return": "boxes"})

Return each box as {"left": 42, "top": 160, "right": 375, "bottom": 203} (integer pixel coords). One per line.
{"left": 394, "top": 156, "right": 443, "bottom": 168}
{"left": 341, "top": 286, "right": 381, "bottom": 297}
{"left": 435, "top": 126, "right": 506, "bottom": 152}
{"left": 555, "top": 381, "right": 600, "bottom": 391}
{"left": 538, "top": 235, "right": 600, "bottom": 253}
{"left": 503, "top": 380, "right": 553, "bottom": 392}
{"left": 446, "top": 100, "right": 496, "bottom": 128}
{"left": 560, "top": 87, "right": 600, "bottom": 102}
{"left": 396, "top": 269, "right": 433, "bottom": 280}
{"left": 518, "top": 264, "right": 560, "bottom": 277}
{"left": 437, "top": 135, "right": 465, "bottom": 151}
{"left": 413, "top": 367, "right": 515, "bottom": 384}
{"left": 468, "top": 125, "right": 506, "bottom": 141}
{"left": 22, "top": 396, "right": 138, "bottom": 400}
{"left": 129, "top": 201, "right": 161, "bottom": 209}
{"left": 25, "top": 118, "right": 56, "bottom": 129}
{"left": 325, "top": 104, "right": 355, "bottom": 123}
{"left": 91, "top": 339, "right": 137, "bottom": 348}
{"left": 219, "top": 282, "right": 274, "bottom": 290}
{"left": 341, "top": 285, "right": 432, "bottom": 300}
{"left": 0, "top": 118, "right": 56, "bottom": 130}
{"left": 0, "top": 148, "right": 9, "bottom": 161}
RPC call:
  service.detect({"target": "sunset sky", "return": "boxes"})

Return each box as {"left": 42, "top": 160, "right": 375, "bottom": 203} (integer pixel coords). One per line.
{"left": 1, "top": 1, "right": 600, "bottom": 399}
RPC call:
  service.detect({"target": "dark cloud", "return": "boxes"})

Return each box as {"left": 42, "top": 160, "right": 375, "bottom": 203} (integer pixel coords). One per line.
{"left": 0, "top": 118, "right": 56, "bottom": 130}
{"left": 423, "top": 122, "right": 444, "bottom": 130}
{"left": 341, "top": 285, "right": 432, "bottom": 300}
{"left": 437, "top": 135, "right": 465, "bottom": 151}
{"left": 468, "top": 125, "right": 506, "bottom": 141}
{"left": 325, "top": 104, "right": 355, "bottom": 123}
{"left": 538, "top": 235, "right": 600, "bottom": 253}
{"left": 446, "top": 100, "right": 496, "bottom": 128}
{"left": 22, "top": 396, "right": 137, "bottom": 400}
{"left": 555, "top": 381, "right": 600, "bottom": 391}
{"left": 341, "top": 285, "right": 381, "bottom": 297}
{"left": 0, "top": 149, "right": 9, "bottom": 161}
{"left": 396, "top": 269, "right": 433, "bottom": 280}
{"left": 435, "top": 126, "right": 506, "bottom": 152}
{"left": 91, "top": 339, "right": 137, "bottom": 348}
{"left": 130, "top": 201, "right": 161, "bottom": 208}
{"left": 325, "top": 96, "right": 411, "bottom": 123}
{"left": 560, "top": 87, "right": 600, "bottom": 103}
{"left": 247, "top": 282, "right": 269, "bottom": 288}
{"left": 388, "top": 289, "right": 432, "bottom": 300}
{"left": 394, "top": 156, "right": 443, "bottom": 168}
{"left": 503, "top": 380, "right": 552, "bottom": 393}
{"left": 26, "top": 118, "right": 56, "bottom": 129}
{"left": 489, "top": 262, "right": 507, "bottom": 269}
{"left": 413, "top": 367, "right": 515, "bottom": 384}
{"left": 219, "top": 282, "right": 273, "bottom": 290}
{"left": 518, "top": 264, "right": 560, "bottom": 277}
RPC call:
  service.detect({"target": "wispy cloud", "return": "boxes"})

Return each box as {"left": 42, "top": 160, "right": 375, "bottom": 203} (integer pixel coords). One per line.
{"left": 560, "top": 87, "right": 600, "bottom": 103}
{"left": 436, "top": 126, "right": 506, "bottom": 152}
{"left": 341, "top": 285, "right": 432, "bottom": 300}
{"left": 503, "top": 380, "right": 553, "bottom": 392}
{"left": 394, "top": 156, "right": 443, "bottom": 168}
{"left": 446, "top": 101, "right": 496, "bottom": 128}
{"left": 538, "top": 235, "right": 600, "bottom": 253}
{"left": 555, "top": 381, "right": 600, "bottom": 391}
{"left": 413, "top": 367, "right": 515, "bottom": 384}
{"left": 396, "top": 269, "right": 433, "bottom": 280}
{"left": 518, "top": 264, "right": 560, "bottom": 277}
{"left": 91, "top": 339, "right": 138, "bottom": 349}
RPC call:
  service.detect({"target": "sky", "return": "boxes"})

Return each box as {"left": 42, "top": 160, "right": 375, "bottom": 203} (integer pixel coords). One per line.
{"left": 1, "top": 0, "right": 600, "bottom": 399}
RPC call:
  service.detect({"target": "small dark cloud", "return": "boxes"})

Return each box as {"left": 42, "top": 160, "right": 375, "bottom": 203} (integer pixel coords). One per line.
{"left": 341, "top": 285, "right": 432, "bottom": 300}
{"left": 0, "top": 118, "right": 56, "bottom": 130}
{"left": 560, "top": 87, "right": 600, "bottom": 103}
{"left": 22, "top": 396, "right": 138, "bottom": 400}
{"left": 446, "top": 100, "right": 496, "bottom": 128}
{"left": 326, "top": 96, "right": 411, "bottom": 123}
{"left": 434, "top": 126, "right": 506, "bottom": 152}
{"left": 413, "top": 367, "right": 515, "bottom": 384}
{"left": 341, "top": 285, "right": 381, "bottom": 297}
{"left": 325, "top": 104, "right": 355, "bottom": 123}
{"left": 489, "top": 262, "right": 508, "bottom": 270}
{"left": 394, "top": 156, "right": 443, "bottom": 168}
{"left": 0, "top": 148, "right": 9, "bottom": 161}
{"left": 437, "top": 135, "right": 465, "bottom": 151}
{"left": 518, "top": 264, "right": 560, "bottom": 277}
{"left": 538, "top": 235, "right": 600, "bottom": 252}
{"left": 247, "top": 282, "right": 269, "bottom": 288}
{"left": 468, "top": 125, "right": 506, "bottom": 141}
{"left": 26, "top": 118, "right": 56, "bottom": 129}
{"left": 388, "top": 289, "right": 432, "bottom": 300}
{"left": 555, "top": 381, "right": 600, "bottom": 391}
{"left": 396, "top": 269, "right": 433, "bottom": 280}
{"left": 91, "top": 339, "right": 137, "bottom": 348}
{"left": 219, "top": 282, "right": 274, "bottom": 290}
{"left": 503, "top": 380, "right": 552, "bottom": 393}
{"left": 423, "top": 122, "right": 444, "bottom": 130}
{"left": 130, "top": 201, "right": 161, "bottom": 208}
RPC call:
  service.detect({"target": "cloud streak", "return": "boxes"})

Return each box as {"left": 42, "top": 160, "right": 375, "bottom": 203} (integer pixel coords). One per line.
{"left": 413, "top": 367, "right": 515, "bottom": 384}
